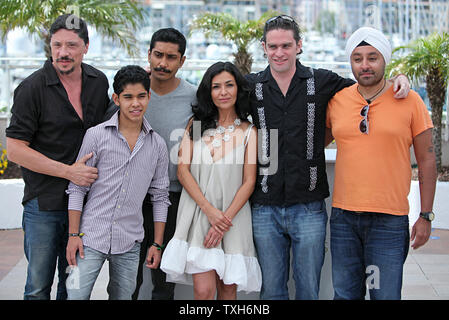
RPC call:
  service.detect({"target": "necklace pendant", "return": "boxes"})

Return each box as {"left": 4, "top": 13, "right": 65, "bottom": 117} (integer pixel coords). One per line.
{"left": 227, "top": 125, "right": 235, "bottom": 132}
{"left": 212, "top": 138, "right": 221, "bottom": 148}
{"left": 234, "top": 118, "right": 241, "bottom": 126}
{"left": 223, "top": 133, "right": 231, "bottom": 142}
{"left": 216, "top": 126, "right": 225, "bottom": 134}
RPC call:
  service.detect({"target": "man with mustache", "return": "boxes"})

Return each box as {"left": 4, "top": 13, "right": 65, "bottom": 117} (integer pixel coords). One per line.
{"left": 5, "top": 14, "right": 110, "bottom": 300}
{"left": 134, "top": 28, "right": 197, "bottom": 300}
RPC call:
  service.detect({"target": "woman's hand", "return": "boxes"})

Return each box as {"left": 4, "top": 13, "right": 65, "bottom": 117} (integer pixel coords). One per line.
{"left": 204, "top": 226, "right": 224, "bottom": 248}
{"left": 203, "top": 204, "right": 233, "bottom": 234}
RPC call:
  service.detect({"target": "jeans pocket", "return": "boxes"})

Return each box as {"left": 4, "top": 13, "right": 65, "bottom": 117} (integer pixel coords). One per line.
{"left": 131, "top": 242, "right": 141, "bottom": 255}
{"left": 251, "top": 203, "right": 264, "bottom": 211}
{"left": 374, "top": 213, "right": 409, "bottom": 231}
{"left": 22, "top": 198, "right": 43, "bottom": 244}
{"left": 330, "top": 207, "right": 345, "bottom": 221}
{"left": 304, "top": 200, "right": 326, "bottom": 214}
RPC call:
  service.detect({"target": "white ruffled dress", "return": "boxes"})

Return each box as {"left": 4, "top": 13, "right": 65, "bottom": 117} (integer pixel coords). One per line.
{"left": 160, "top": 125, "right": 262, "bottom": 293}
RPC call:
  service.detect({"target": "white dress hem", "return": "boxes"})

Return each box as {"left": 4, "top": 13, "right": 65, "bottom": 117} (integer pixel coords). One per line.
{"left": 161, "top": 238, "right": 262, "bottom": 293}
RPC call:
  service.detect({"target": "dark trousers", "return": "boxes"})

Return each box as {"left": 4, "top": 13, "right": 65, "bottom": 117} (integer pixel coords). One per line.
{"left": 22, "top": 198, "right": 68, "bottom": 300}
{"left": 330, "top": 208, "right": 409, "bottom": 300}
{"left": 132, "top": 191, "right": 181, "bottom": 300}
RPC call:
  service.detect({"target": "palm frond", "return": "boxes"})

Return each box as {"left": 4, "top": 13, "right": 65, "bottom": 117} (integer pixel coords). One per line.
{"left": 386, "top": 31, "right": 449, "bottom": 172}
{"left": 387, "top": 32, "right": 449, "bottom": 86}
{"left": 0, "top": 0, "right": 146, "bottom": 56}
{"left": 190, "top": 11, "right": 278, "bottom": 52}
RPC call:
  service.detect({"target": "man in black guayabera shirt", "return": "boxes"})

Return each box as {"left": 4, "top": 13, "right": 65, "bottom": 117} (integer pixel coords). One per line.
{"left": 246, "top": 15, "right": 410, "bottom": 300}
{"left": 6, "top": 14, "right": 109, "bottom": 300}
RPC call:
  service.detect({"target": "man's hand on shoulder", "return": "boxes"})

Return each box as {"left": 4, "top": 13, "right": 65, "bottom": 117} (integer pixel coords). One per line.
{"left": 391, "top": 74, "right": 410, "bottom": 99}
{"left": 65, "top": 152, "right": 98, "bottom": 186}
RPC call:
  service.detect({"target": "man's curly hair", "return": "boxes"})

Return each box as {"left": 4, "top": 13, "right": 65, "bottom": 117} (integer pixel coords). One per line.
{"left": 113, "top": 65, "right": 150, "bottom": 95}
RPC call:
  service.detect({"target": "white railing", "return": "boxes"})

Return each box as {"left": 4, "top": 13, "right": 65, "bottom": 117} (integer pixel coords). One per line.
{"left": 0, "top": 56, "right": 447, "bottom": 141}
{"left": 0, "top": 56, "right": 353, "bottom": 106}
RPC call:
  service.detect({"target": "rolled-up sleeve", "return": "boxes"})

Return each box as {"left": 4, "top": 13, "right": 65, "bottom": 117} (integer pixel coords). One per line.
{"left": 5, "top": 81, "right": 39, "bottom": 142}
{"left": 66, "top": 128, "right": 98, "bottom": 211}
{"left": 148, "top": 138, "right": 171, "bottom": 222}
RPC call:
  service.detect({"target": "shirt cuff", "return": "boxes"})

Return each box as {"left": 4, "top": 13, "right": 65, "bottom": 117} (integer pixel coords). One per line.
{"left": 66, "top": 189, "right": 85, "bottom": 212}
{"left": 152, "top": 203, "right": 169, "bottom": 223}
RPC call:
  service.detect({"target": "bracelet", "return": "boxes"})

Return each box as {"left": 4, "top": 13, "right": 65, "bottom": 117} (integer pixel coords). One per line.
{"left": 152, "top": 242, "right": 164, "bottom": 251}
{"left": 68, "top": 233, "right": 84, "bottom": 237}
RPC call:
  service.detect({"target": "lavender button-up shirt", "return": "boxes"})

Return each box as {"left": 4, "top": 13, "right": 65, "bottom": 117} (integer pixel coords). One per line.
{"left": 67, "top": 111, "right": 170, "bottom": 254}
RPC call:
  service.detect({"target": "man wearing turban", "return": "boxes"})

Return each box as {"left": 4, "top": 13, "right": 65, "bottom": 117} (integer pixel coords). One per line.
{"left": 325, "top": 27, "right": 437, "bottom": 300}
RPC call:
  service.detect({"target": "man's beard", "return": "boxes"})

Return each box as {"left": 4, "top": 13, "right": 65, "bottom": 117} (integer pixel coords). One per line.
{"left": 56, "top": 57, "right": 75, "bottom": 75}
{"left": 354, "top": 64, "right": 386, "bottom": 87}
{"left": 58, "top": 67, "right": 75, "bottom": 75}
{"left": 355, "top": 71, "right": 384, "bottom": 87}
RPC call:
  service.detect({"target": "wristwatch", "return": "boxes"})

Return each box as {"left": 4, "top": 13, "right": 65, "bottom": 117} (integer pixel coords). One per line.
{"left": 419, "top": 211, "right": 435, "bottom": 222}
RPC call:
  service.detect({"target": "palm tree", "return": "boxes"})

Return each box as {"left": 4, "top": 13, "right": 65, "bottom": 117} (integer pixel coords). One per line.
{"left": 190, "top": 11, "right": 277, "bottom": 75}
{"left": 387, "top": 32, "right": 449, "bottom": 172}
{"left": 0, "top": 0, "right": 146, "bottom": 58}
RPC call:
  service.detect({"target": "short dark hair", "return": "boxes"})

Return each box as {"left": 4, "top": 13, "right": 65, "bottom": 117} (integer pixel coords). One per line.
{"left": 150, "top": 28, "right": 187, "bottom": 57}
{"left": 49, "top": 14, "right": 89, "bottom": 44}
{"left": 261, "top": 15, "right": 302, "bottom": 54}
{"left": 189, "top": 62, "right": 251, "bottom": 140}
{"left": 113, "top": 65, "right": 150, "bottom": 95}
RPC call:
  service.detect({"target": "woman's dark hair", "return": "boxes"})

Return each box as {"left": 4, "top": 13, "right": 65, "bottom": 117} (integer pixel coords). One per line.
{"left": 113, "top": 65, "right": 150, "bottom": 95}
{"left": 189, "top": 62, "right": 251, "bottom": 140}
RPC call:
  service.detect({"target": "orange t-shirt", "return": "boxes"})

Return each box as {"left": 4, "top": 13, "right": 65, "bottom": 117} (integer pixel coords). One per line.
{"left": 326, "top": 83, "right": 433, "bottom": 215}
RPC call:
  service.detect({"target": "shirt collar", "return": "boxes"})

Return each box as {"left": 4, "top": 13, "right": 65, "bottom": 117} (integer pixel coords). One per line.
{"left": 105, "top": 110, "right": 153, "bottom": 135}
{"left": 259, "top": 59, "right": 314, "bottom": 83}
{"left": 294, "top": 60, "right": 314, "bottom": 79}
{"left": 44, "top": 58, "right": 99, "bottom": 86}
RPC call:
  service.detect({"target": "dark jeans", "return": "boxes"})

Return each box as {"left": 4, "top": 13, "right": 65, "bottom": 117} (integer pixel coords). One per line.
{"left": 330, "top": 207, "right": 410, "bottom": 300}
{"left": 132, "top": 191, "right": 181, "bottom": 300}
{"left": 252, "top": 200, "right": 328, "bottom": 300}
{"left": 22, "top": 198, "right": 68, "bottom": 300}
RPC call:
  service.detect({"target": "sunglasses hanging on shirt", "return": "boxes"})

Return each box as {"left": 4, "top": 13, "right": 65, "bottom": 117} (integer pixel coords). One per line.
{"left": 358, "top": 79, "right": 386, "bottom": 134}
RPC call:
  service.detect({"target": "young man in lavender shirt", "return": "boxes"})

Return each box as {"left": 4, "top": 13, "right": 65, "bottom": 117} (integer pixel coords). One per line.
{"left": 65, "top": 65, "right": 170, "bottom": 300}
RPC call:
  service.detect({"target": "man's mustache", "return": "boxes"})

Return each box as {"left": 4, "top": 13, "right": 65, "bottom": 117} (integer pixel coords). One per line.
{"left": 56, "top": 57, "right": 74, "bottom": 62}
{"left": 359, "top": 69, "right": 374, "bottom": 75}
{"left": 153, "top": 67, "right": 171, "bottom": 73}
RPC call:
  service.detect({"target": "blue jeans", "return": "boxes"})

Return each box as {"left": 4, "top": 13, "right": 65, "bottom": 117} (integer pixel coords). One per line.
{"left": 66, "top": 243, "right": 141, "bottom": 300}
{"left": 330, "top": 208, "right": 410, "bottom": 300}
{"left": 251, "top": 200, "right": 328, "bottom": 300}
{"left": 22, "top": 198, "right": 69, "bottom": 300}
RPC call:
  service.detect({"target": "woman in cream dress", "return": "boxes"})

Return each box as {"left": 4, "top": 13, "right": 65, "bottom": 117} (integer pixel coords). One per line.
{"left": 161, "top": 62, "right": 261, "bottom": 299}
